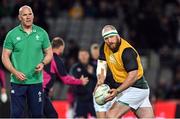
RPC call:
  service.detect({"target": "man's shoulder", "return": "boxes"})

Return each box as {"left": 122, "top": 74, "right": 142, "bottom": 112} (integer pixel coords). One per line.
{"left": 99, "top": 41, "right": 105, "bottom": 48}
{"left": 53, "top": 54, "right": 64, "bottom": 64}
{"left": 7, "top": 25, "right": 20, "bottom": 35}
{"left": 33, "top": 24, "right": 47, "bottom": 33}
{"left": 121, "top": 38, "right": 134, "bottom": 48}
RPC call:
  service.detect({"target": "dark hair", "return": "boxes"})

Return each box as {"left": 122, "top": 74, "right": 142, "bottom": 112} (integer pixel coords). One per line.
{"left": 90, "top": 43, "right": 99, "bottom": 52}
{"left": 51, "top": 37, "right": 64, "bottom": 48}
{"left": 79, "top": 48, "right": 89, "bottom": 53}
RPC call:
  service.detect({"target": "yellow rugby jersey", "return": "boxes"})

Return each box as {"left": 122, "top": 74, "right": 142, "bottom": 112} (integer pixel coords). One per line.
{"left": 104, "top": 38, "right": 143, "bottom": 83}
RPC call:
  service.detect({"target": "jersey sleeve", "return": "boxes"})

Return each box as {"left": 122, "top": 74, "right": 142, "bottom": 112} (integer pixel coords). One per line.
{"left": 54, "top": 55, "right": 68, "bottom": 76}
{"left": 54, "top": 56, "right": 82, "bottom": 85}
{"left": 42, "top": 30, "right": 51, "bottom": 49}
{"left": 99, "top": 42, "right": 106, "bottom": 60}
{"left": 3, "top": 32, "right": 13, "bottom": 50}
{"left": 122, "top": 48, "right": 138, "bottom": 72}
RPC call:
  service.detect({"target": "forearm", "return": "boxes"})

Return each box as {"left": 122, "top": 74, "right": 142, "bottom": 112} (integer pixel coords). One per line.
{"left": 96, "top": 59, "right": 107, "bottom": 85}
{"left": 116, "top": 70, "right": 138, "bottom": 93}
{"left": 42, "top": 47, "right": 53, "bottom": 65}
{"left": 96, "top": 60, "right": 107, "bottom": 78}
{"left": 2, "top": 56, "right": 17, "bottom": 74}
{"left": 60, "top": 75, "right": 82, "bottom": 85}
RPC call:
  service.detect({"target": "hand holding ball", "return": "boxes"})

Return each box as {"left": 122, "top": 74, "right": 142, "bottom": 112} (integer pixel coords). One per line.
{"left": 94, "top": 84, "right": 110, "bottom": 105}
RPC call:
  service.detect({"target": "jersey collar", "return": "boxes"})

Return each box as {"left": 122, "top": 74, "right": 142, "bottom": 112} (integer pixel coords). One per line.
{"left": 18, "top": 24, "right": 37, "bottom": 33}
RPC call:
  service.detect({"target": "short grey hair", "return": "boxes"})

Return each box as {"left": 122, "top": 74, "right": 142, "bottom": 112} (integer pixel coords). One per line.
{"left": 19, "top": 5, "right": 33, "bottom": 15}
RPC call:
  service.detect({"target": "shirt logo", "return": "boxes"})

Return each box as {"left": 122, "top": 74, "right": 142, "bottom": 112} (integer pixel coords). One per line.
{"left": 36, "top": 35, "right": 40, "bottom": 40}
{"left": 38, "top": 91, "right": 42, "bottom": 102}
{"left": 16, "top": 37, "right": 21, "bottom": 41}
{"left": 109, "top": 54, "right": 117, "bottom": 64}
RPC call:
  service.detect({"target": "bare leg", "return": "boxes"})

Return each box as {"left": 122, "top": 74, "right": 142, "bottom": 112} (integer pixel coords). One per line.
{"left": 96, "top": 112, "right": 106, "bottom": 118}
{"left": 135, "top": 107, "right": 154, "bottom": 118}
{"left": 106, "top": 102, "right": 131, "bottom": 118}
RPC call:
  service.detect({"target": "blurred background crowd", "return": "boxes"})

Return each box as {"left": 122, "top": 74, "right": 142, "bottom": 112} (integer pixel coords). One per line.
{"left": 0, "top": 0, "right": 180, "bottom": 117}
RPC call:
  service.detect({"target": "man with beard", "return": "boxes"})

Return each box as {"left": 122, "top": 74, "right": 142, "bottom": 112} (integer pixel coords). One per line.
{"left": 94, "top": 25, "right": 154, "bottom": 118}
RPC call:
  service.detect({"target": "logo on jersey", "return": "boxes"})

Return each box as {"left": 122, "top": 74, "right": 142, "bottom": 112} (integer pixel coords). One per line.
{"left": 109, "top": 54, "right": 117, "bottom": 64}
{"left": 38, "top": 91, "right": 42, "bottom": 102}
{"left": 36, "top": 35, "right": 40, "bottom": 40}
{"left": 16, "top": 36, "right": 21, "bottom": 41}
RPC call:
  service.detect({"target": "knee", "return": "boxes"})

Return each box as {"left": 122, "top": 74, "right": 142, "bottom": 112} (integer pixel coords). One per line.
{"left": 106, "top": 110, "right": 117, "bottom": 118}
{"left": 143, "top": 113, "right": 155, "bottom": 118}
{"left": 136, "top": 108, "right": 155, "bottom": 118}
{"left": 106, "top": 109, "right": 125, "bottom": 118}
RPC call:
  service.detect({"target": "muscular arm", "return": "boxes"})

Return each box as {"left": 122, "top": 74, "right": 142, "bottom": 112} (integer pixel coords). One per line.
{"left": 42, "top": 46, "right": 53, "bottom": 65}
{"left": 96, "top": 60, "right": 107, "bottom": 85}
{"left": 2, "top": 48, "right": 17, "bottom": 74}
{"left": 2, "top": 48, "right": 26, "bottom": 80}
{"left": 116, "top": 70, "right": 138, "bottom": 93}
{"left": 106, "top": 48, "right": 139, "bottom": 101}
{"left": 35, "top": 46, "right": 53, "bottom": 72}
{"left": 96, "top": 42, "right": 107, "bottom": 85}
{"left": 117, "top": 48, "right": 138, "bottom": 93}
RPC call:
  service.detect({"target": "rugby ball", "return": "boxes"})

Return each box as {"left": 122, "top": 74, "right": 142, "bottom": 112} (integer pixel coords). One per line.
{"left": 94, "top": 84, "right": 110, "bottom": 105}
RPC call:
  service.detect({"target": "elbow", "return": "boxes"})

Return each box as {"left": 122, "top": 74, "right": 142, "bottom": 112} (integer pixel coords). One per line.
{"left": 60, "top": 76, "right": 70, "bottom": 85}
{"left": 134, "top": 70, "right": 138, "bottom": 80}
{"left": 49, "top": 49, "right": 53, "bottom": 60}
{"left": 50, "top": 53, "right": 53, "bottom": 60}
{"left": 1, "top": 55, "right": 4, "bottom": 63}
{"left": 1, "top": 54, "right": 6, "bottom": 64}
{"left": 45, "top": 47, "right": 53, "bottom": 62}
{"left": 128, "top": 70, "right": 138, "bottom": 82}
{"left": 2, "top": 53, "right": 4, "bottom": 61}
{"left": 133, "top": 70, "right": 138, "bottom": 81}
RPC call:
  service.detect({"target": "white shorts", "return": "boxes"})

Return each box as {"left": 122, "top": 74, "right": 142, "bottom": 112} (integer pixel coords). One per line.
{"left": 93, "top": 96, "right": 116, "bottom": 112}
{"left": 94, "top": 87, "right": 152, "bottom": 111}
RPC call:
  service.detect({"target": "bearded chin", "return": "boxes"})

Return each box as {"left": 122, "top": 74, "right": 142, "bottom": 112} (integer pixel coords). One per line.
{"left": 109, "top": 42, "right": 120, "bottom": 52}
